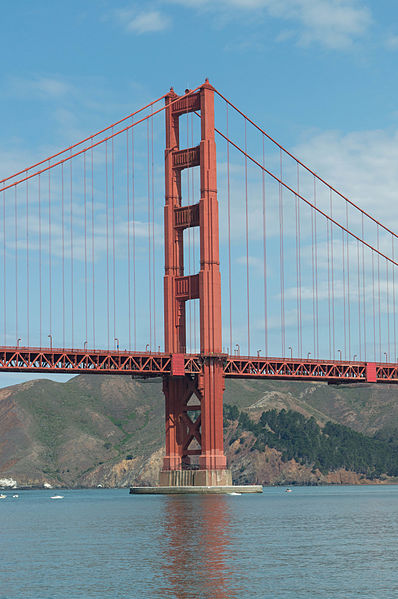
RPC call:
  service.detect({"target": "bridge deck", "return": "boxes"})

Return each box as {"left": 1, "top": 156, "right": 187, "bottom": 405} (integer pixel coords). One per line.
{"left": 0, "top": 347, "right": 396, "bottom": 384}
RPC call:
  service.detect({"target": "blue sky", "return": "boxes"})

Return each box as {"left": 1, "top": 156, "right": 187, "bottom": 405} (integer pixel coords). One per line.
{"left": 1, "top": 0, "right": 398, "bottom": 387}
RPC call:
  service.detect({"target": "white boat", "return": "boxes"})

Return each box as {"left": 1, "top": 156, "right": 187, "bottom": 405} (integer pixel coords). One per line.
{"left": 0, "top": 494, "right": 7, "bottom": 499}
{"left": 285, "top": 488, "right": 292, "bottom": 493}
{"left": 12, "top": 494, "right": 19, "bottom": 498}
{"left": 50, "top": 495, "right": 64, "bottom": 500}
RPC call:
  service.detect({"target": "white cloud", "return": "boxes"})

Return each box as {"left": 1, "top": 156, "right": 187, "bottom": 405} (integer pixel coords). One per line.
{"left": 7, "top": 75, "right": 72, "bottom": 99}
{"left": 385, "top": 34, "right": 398, "bottom": 50}
{"left": 292, "top": 128, "right": 398, "bottom": 233}
{"left": 115, "top": 9, "right": 170, "bottom": 34}
{"left": 166, "top": 0, "right": 372, "bottom": 49}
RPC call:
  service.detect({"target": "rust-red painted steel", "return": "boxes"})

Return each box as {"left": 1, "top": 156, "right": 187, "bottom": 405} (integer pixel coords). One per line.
{"left": 162, "top": 80, "right": 227, "bottom": 473}
{"left": 0, "top": 347, "right": 397, "bottom": 383}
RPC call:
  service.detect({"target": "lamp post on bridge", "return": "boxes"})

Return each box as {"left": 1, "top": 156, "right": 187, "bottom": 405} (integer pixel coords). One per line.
{"left": 338, "top": 349, "right": 342, "bottom": 361}
{"left": 17, "top": 338, "right": 21, "bottom": 348}
{"left": 48, "top": 334, "right": 52, "bottom": 350}
{"left": 288, "top": 346, "right": 293, "bottom": 359}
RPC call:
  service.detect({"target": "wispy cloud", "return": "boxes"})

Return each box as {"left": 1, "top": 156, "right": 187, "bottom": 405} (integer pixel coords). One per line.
{"left": 6, "top": 75, "right": 73, "bottom": 99}
{"left": 167, "top": 0, "right": 372, "bottom": 50}
{"left": 292, "top": 128, "right": 398, "bottom": 231}
{"left": 114, "top": 8, "right": 171, "bottom": 34}
{"left": 385, "top": 34, "right": 398, "bottom": 50}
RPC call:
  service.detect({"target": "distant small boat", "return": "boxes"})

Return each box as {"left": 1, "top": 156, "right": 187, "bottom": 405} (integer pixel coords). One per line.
{"left": 12, "top": 494, "right": 19, "bottom": 498}
{"left": 229, "top": 492, "right": 242, "bottom": 496}
{"left": 285, "top": 488, "right": 292, "bottom": 493}
{"left": 50, "top": 495, "right": 64, "bottom": 500}
{"left": 0, "top": 494, "right": 7, "bottom": 499}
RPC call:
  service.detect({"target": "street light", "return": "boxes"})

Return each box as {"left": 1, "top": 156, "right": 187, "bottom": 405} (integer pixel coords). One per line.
{"left": 48, "top": 334, "right": 52, "bottom": 350}
{"left": 235, "top": 343, "right": 240, "bottom": 356}
{"left": 84, "top": 341, "right": 88, "bottom": 351}
{"left": 17, "top": 338, "right": 21, "bottom": 348}
{"left": 114, "top": 337, "right": 119, "bottom": 351}
{"left": 145, "top": 344, "right": 150, "bottom": 352}
{"left": 307, "top": 352, "right": 311, "bottom": 359}
{"left": 337, "top": 349, "right": 342, "bottom": 361}
{"left": 288, "top": 346, "right": 293, "bottom": 359}
{"left": 384, "top": 352, "right": 388, "bottom": 362}
{"left": 257, "top": 349, "right": 261, "bottom": 357}
{"left": 353, "top": 354, "right": 357, "bottom": 361}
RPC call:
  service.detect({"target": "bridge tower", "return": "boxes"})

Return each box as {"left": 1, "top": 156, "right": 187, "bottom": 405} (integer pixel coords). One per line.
{"left": 160, "top": 80, "right": 231, "bottom": 487}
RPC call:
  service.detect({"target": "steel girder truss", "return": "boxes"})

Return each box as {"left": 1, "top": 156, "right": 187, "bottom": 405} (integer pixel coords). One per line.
{"left": 0, "top": 347, "right": 397, "bottom": 383}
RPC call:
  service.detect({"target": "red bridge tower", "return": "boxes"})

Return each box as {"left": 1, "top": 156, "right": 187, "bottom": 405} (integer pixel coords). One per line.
{"left": 160, "top": 80, "right": 231, "bottom": 486}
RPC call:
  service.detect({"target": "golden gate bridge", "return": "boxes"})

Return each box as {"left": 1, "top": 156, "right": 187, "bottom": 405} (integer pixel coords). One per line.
{"left": 0, "top": 79, "right": 397, "bottom": 484}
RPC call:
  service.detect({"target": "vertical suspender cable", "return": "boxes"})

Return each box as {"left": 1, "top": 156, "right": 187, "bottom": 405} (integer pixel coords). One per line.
{"left": 2, "top": 184, "right": 5, "bottom": 345}
{"left": 346, "top": 204, "right": 351, "bottom": 360}
{"left": 147, "top": 119, "right": 152, "bottom": 350}
{"left": 112, "top": 132, "right": 116, "bottom": 346}
{"left": 392, "top": 237, "right": 396, "bottom": 361}
{"left": 330, "top": 191, "right": 335, "bottom": 360}
{"left": 131, "top": 117, "right": 136, "bottom": 350}
{"left": 372, "top": 250, "right": 376, "bottom": 360}
{"left": 279, "top": 150, "right": 285, "bottom": 357}
{"left": 48, "top": 162, "right": 52, "bottom": 342}
{"left": 39, "top": 174, "right": 42, "bottom": 347}
{"left": 14, "top": 186, "right": 18, "bottom": 345}
{"left": 327, "top": 208, "right": 331, "bottom": 359}
{"left": 26, "top": 174, "right": 29, "bottom": 346}
{"left": 295, "top": 166, "right": 301, "bottom": 357}
{"left": 386, "top": 257, "right": 390, "bottom": 359}
{"left": 84, "top": 152, "right": 88, "bottom": 347}
{"left": 262, "top": 137, "right": 268, "bottom": 357}
{"left": 313, "top": 177, "right": 319, "bottom": 358}
{"left": 105, "top": 141, "right": 110, "bottom": 349}
{"left": 362, "top": 214, "right": 366, "bottom": 361}
{"left": 298, "top": 167, "right": 302, "bottom": 357}
{"left": 342, "top": 228, "right": 346, "bottom": 360}
{"left": 311, "top": 186, "right": 316, "bottom": 358}
{"left": 227, "top": 105, "right": 232, "bottom": 355}
{"left": 61, "top": 164, "right": 65, "bottom": 348}
{"left": 91, "top": 140, "right": 95, "bottom": 349}
{"left": 244, "top": 119, "right": 250, "bottom": 355}
{"left": 357, "top": 240, "right": 361, "bottom": 360}
{"left": 377, "top": 225, "right": 381, "bottom": 361}
{"left": 70, "top": 153, "right": 74, "bottom": 349}
{"left": 126, "top": 129, "right": 131, "bottom": 351}
{"left": 151, "top": 107, "right": 156, "bottom": 351}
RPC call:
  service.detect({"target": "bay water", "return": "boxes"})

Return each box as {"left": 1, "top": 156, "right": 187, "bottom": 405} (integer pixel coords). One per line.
{"left": 1, "top": 485, "right": 398, "bottom": 598}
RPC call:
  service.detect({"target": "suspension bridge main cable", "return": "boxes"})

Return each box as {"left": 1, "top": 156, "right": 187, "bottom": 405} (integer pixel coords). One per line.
{"left": 0, "top": 94, "right": 169, "bottom": 186}
{"left": 213, "top": 88, "right": 398, "bottom": 242}
{"left": 213, "top": 127, "right": 398, "bottom": 268}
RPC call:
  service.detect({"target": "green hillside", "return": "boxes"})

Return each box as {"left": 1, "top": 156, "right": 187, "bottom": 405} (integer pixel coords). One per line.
{"left": 0, "top": 374, "right": 397, "bottom": 488}
{"left": 225, "top": 405, "right": 398, "bottom": 479}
